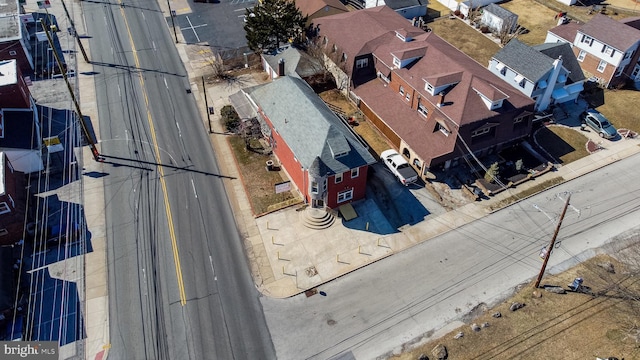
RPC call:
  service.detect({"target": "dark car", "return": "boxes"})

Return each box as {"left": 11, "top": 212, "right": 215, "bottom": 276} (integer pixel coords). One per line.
{"left": 580, "top": 109, "right": 617, "bottom": 139}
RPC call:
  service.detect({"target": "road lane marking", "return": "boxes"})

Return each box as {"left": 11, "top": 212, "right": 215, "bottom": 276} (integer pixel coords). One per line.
{"left": 120, "top": 1, "right": 187, "bottom": 306}
{"left": 191, "top": 179, "right": 198, "bottom": 198}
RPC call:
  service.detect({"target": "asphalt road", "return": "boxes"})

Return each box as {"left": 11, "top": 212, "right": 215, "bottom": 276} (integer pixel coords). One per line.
{"left": 83, "top": 0, "right": 274, "bottom": 358}
{"left": 263, "top": 153, "right": 640, "bottom": 360}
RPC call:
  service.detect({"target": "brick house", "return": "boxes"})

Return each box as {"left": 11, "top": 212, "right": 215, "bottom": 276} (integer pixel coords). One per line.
{"left": 0, "top": 152, "right": 27, "bottom": 246}
{"left": 313, "top": 6, "right": 535, "bottom": 177}
{"left": 238, "top": 76, "right": 376, "bottom": 209}
{"left": 0, "top": 1, "right": 34, "bottom": 76}
{"left": 546, "top": 14, "right": 640, "bottom": 88}
{"left": 489, "top": 39, "right": 584, "bottom": 111}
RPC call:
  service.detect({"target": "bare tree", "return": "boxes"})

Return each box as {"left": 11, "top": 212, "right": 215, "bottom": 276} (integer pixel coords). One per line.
{"left": 496, "top": 17, "right": 527, "bottom": 46}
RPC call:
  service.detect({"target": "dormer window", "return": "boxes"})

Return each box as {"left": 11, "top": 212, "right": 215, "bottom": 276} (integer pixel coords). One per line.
{"left": 495, "top": 62, "right": 506, "bottom": 76}
{"left": 424, "top": 82, "right": 434, "bottom": 95}
{"left": 332, "top": 44, "right": 337, "bottom": 53}
{"left": 341, "top": 53, "right": 347, "bottom": 62}
{"left": 434, "top": 121, "right": 450, "bottom": 136}
{"left": 417, "top": 100, "right": 428, "bottom": 117}
{"left": 514, "top": 74, "right": 526, "bottom": 88}
{"left": 393, "top": 57, "right": 400, "bottom": 68}
{"left": 356, "top": 58, "right": 368, "bottom": 69}
{"left": 602, "top": 45, "right": 614, "bottom": 56}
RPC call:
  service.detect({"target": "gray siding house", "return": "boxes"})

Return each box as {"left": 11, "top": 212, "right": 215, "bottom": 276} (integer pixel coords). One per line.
{"left": 488, "top": 39, "right": 584, "bottom": 111}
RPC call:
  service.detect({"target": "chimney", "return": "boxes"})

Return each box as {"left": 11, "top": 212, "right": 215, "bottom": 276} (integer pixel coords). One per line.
{"left": 278, "top": 58, "right": 285, "bottom": 77}
{"left": 437, "top": 92, "right": 445, "bottom": 107}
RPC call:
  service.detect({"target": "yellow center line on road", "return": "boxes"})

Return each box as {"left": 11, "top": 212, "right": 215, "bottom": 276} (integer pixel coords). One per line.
{"left": 119, "top": 2, "right": 187, "bottom": 306}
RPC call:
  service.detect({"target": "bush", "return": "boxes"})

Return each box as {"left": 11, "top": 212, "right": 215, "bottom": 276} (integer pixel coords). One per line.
{"left": 221, "top": 105, "right": 240, "bottom": 132}
{"left": 484, "top": 162, "right": 500, "bottom": 183}
{"left": 480, "top": 26, "right": 490, "bottom": 33}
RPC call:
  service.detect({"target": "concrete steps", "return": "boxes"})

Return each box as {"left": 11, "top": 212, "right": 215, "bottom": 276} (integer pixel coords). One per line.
{"left": 300, "top": 208, "right": 335, "bottom": 229}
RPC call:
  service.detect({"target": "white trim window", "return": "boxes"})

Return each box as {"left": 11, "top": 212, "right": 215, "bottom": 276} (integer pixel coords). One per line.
{"left": 577, "top": 50, "right": 586, "bottom": 62}
{"left": 417, "top": 101, "right": 428, "bottom": 117}
{"left": 399, "top": 85, "right": 405, "bottom": 95}
{"left": 581, "top": 35, "right": 593, "bottom": 45}
{"left": 337, "top": 189, "right": 354, "bottom": 203}
{"left": 495, "top": 62, "right": 506, "bottom": 75}
{"left": 335, "top": 172, "right": 343, "bottom": 184}
{"left": 514, "top": 74, "right": 525, "bottom": 88}
{"left": 597, "top": 60, "right": 607, "bottom": 73}
{"left": 0, "top": 202, "right": 10, "bottom": 215}
{"left": 356, "top": 58, "right": 368, "bottom": 69}
{"left": 351, "top": 167, "right": 359, "bottom": 178}
{"left": 603, "top": 46, "right": 614, "bottom": 56}
{"left": 632, "top": 64, "right": 640, "bottom": 80}
{"left": 311, "top": 181, "right": 319, "bottom": 194}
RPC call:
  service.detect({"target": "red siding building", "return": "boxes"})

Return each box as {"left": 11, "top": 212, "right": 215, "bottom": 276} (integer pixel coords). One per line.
{"left": 239, "top": 76, "right": 376, "bottom": 209}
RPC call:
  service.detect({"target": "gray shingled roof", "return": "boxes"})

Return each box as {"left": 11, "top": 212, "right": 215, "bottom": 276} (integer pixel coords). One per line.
{"left": 245, "top": 76, "right": 376, "bottom": 174}
{"left": 493, "top": 39, "right": 553, "bottom": 83}
{"left": 385, "top": 0, "right": 427, "bottom": 11}
{"left": 262, "top": 45, "right": 322, "bottom": 79}
{"left": 484, "top": 3, "right": 517, "bottom": 21}
{"left": 533, "top": 42, "right": 585, "bottom": 84}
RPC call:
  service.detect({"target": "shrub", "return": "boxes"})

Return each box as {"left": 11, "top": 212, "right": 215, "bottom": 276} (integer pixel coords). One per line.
{"left": 480, "top": 26, "right": 490, "bottom": 33}
{"left": 221, "top": 105, "right": 240, "bottom": 132}
{"left": 484, "top": 162, "right": 500, "bottom": 183}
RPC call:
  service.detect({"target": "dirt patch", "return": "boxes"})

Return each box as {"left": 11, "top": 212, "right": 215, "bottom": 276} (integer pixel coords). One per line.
{"left": 228, "top": 136, "right": 300, "bottom": 215}
{"left": 426, "top": 17, "right": 501, "bottom": 65}
{"left": 500, "top": 0, "right": 560, "bottom": 46}
{"left": 390, "top": 250, "right": 640, "bottom": 360}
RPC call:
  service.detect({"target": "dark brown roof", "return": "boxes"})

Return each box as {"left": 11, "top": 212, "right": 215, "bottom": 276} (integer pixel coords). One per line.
{"left": 314, "top": 6, "right": 425, "bottom": 75}
{"left": 548, "top": 20, "right": 581, "bottom": 42}
{"left": 423, "top": 71, "right": 463, "bottom": 87}
{"left": 295, "top": 0, "right": 347, "bottom": 18}
{"left": 579, "top": 14, "right": 640, "bottom": 51}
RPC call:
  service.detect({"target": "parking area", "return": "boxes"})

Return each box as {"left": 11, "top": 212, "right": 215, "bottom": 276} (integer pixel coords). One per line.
{"left": 174, "top": 0, "right": 252, "bottom": 51}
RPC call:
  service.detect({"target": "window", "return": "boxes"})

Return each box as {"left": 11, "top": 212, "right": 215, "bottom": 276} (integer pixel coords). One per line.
{"left": 513, "top": 113, "right": 528, "bottom": 128}
{"left": 405, "top": 93, "right": 410, "bottom": 101}
{"left": 337, "top": 189, "right": 354, "bottom": 203}
{"left": 495, "top": 62, "right": 506, "bottom": 75}
{"left": 356, "top": 58, "right": 368, "bottom": 69}
{"left": 413, "top": 158, "right": 422, "bottom": 169}
{"left": 581, "top": 35, "right": 593, "bottom": 45}
{"left": 0, "top": 229, "right": 8, "bottom": 236}
{"left": 624, "top": 51, "right": 632, "bottom": 59}
{"left": 417, "top": 101, "right": 428, "bottom": 117}
{"left": 615, "top": 66, "right": 624, "bottom": 77}
{"left": 0, "top": 202, "right": 10, "bottom": 215}
{"left": 393, "top": 57, "right": 401, "bottom": 68}
{"left": 472, "top": 127, "right": 491, "bottom": 137}
{"left": 632, "top": 65, "right": 640, "bottom": 80}
{"left": 399, "top": 85, "right": 405, "bottom": 95}
{"left": 335, "top": 172, "right": 343, "bottom": 184}
{"left": 351, "top": 167, "right": 359, "bottom": 178}
{"left": 434, "top": 122, "right": 450, "bottom": 136}
{"left": 577, "top": 50, "right": 586, "bottom": 62}
{"left": 9, "top": 50, "right": 16, "bottom": 56}
{"left": 514, "top": 74, "right": 525, "bottom": 88}
{"left": 500, "top": 67, "right": 507, "bottom": 75}
{"left": 426, "top": 83, "right": 433, "bottom": 93}
{"left": 332, "top": 44, "right": 337, "bottom": 53}
{"left": 311, "top": 181, "right": 319, "bottom": 194}
{"left": 603, "top": 45, "right": 614, "bottom": 56}
{"left": 341, "top": 53, "right": 347, "bottom": 62}
{"left": 597, "top": 60, "right": 607, "bottom": 73}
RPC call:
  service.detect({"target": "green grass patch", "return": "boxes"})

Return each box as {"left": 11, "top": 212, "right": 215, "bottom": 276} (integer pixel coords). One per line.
{"left": 535, "top": 126, "right": 590, "bottom": 164}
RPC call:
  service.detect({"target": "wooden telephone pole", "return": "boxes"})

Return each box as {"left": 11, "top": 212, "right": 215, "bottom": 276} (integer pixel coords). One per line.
{"left": 534, "top": 194, "right": 571, "bottom": 288}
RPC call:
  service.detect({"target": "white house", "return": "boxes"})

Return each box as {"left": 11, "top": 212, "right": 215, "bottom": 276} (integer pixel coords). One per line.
{"left": 488, "top": 39, "right": 585, "bottom": 111}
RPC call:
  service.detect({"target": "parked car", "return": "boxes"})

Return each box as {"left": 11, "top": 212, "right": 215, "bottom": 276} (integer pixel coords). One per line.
{"left": 380, "top": 149, "right": 418, "bottom": 185}
{"left": 580, "top": 109, "right": 617, "bottom": 139}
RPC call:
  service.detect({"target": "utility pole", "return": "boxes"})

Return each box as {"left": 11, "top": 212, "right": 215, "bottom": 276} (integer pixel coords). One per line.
{"left": 167, "top": 0, "right": 179, "bottom": 43}
{"left": 202, "top": 76, "right": 212, "bottom": 133}
{"left": 40, "top": 19, "right": 102, "bottom": 161}
{"left": 534, "top": 194, "right": 571, "bottom": 288}
{"left": 60, "top": 0, "right": 90, "bottom": 63}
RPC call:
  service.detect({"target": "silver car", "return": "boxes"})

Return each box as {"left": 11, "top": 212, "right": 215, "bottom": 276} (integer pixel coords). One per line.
{"left": 580, "top": 109, "right": 617, "bottom": 139}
